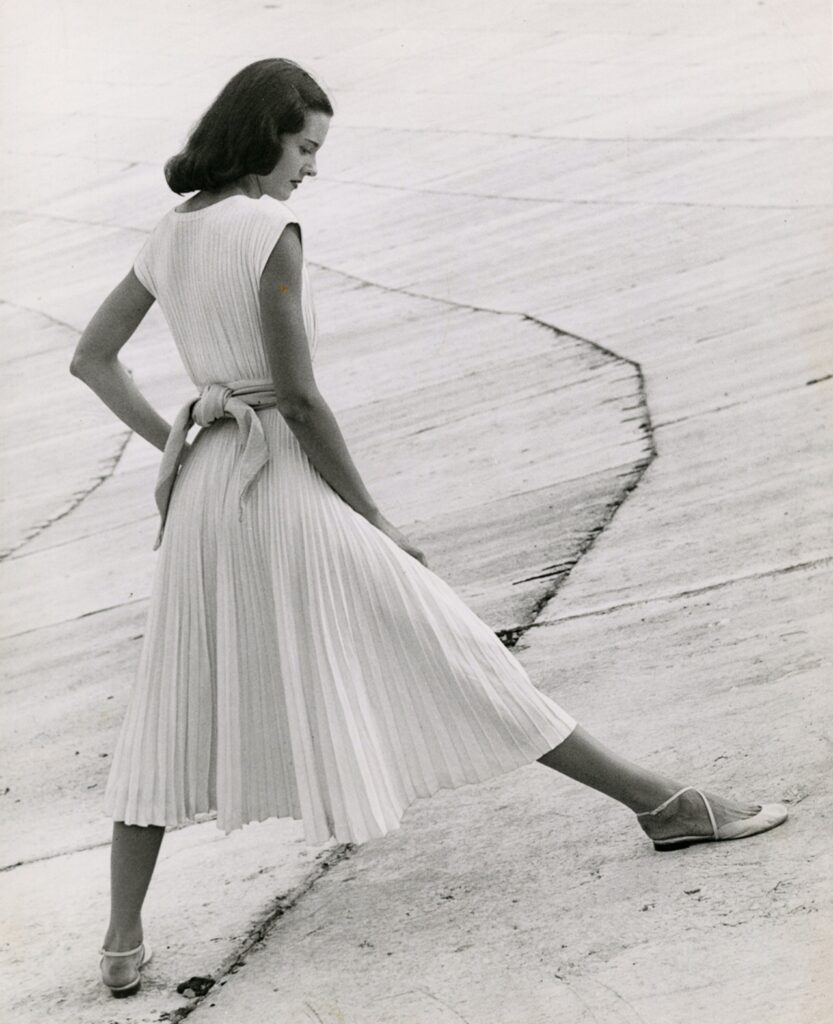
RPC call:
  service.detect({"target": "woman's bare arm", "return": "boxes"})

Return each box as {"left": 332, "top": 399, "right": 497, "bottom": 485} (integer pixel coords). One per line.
{"left": 258, "top": 223, "right": 383, "bottom": 522}
{"left": 69, "top": 270, "right": 178, "bottom": 453}
{"left": 259, "top": 224, "right": 426, "bottom": 564}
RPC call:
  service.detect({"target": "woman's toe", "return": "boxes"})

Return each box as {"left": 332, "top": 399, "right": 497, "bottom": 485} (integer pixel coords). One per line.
{"left": 701, "top": 792, "right": 763, "bottom": 830}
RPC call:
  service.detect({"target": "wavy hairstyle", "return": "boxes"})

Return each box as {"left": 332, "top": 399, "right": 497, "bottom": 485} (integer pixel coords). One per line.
{"left": 164, "top": 58, "right": 334, "bottom": 195}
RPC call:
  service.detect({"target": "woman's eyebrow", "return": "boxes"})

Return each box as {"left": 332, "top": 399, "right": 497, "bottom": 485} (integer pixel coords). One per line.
{"left": 304, "top": 139, "right": 321, "bottom": 149}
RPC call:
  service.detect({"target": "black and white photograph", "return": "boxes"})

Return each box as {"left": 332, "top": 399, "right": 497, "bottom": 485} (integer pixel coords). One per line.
{"left": 1, "top": 1, "right": 830, "bottom": 1021}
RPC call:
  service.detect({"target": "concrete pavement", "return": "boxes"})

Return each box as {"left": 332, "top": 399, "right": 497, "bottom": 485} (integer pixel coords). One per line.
{"left": 1, "top": 1, "right": 830, "bottom": 1022}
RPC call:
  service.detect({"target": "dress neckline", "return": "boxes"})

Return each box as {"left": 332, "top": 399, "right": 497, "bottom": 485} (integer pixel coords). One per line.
{"left": 172, "top": 194, "right": 254, "bottom": 216}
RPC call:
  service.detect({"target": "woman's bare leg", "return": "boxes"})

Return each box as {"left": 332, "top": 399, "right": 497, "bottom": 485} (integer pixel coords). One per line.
{"left": 537, "top": 725, "right": 762, "bottom": 838}
{"left": 101, "top": 822, "right": 165, "bottom": 987}
{"left": 537, "top": 725, "right": 684, "bottom": 812}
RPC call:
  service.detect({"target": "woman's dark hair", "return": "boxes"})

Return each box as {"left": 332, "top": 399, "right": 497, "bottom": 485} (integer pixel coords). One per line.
{"left": 164, "top": 58, "right": 334, "bottom": 195}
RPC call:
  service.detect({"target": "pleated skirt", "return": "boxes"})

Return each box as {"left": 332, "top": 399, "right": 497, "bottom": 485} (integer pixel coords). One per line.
{"left": 103, "top": 409, "right": 577, "bottom": 845}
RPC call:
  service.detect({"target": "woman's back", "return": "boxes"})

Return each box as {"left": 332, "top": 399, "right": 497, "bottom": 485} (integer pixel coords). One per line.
{"left": 133, "top": 194, "right": 317, "bottom": 387}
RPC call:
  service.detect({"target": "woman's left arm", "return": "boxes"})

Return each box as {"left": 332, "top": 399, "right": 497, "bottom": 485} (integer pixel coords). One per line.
{"left": 70, "top": 269, "right": 178, "bottom": 453}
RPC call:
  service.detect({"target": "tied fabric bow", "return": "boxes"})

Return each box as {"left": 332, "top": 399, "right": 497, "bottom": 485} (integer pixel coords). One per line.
{"left": 153, "top": 379, "right": 278, "bottom": 550}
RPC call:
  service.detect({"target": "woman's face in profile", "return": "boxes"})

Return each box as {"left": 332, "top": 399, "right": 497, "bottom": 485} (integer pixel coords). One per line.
{"left": 264, "top": 110, "right": 331, "bottom": 201}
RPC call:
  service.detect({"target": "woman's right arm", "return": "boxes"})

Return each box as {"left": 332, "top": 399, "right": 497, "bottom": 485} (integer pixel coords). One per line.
{"left": 259, "top": 223, "right": 426, "bottom": 565}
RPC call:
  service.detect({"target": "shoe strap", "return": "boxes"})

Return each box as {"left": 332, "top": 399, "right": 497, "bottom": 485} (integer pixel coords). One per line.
{"left": 100, "top": 942, "right": 144, "bottom": 958}
{"left": 635, "top": 787, "right": 719, "bottom": 839}
{"left": 696, "top": 789, "right": 719, "bottom": 838}
{"left": 636, "top": 786, "right": 699, "bottom": 818}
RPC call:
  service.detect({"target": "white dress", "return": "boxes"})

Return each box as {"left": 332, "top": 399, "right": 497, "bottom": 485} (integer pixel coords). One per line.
{"left": 103, "top": 194, "right": 577, "bottom": 845}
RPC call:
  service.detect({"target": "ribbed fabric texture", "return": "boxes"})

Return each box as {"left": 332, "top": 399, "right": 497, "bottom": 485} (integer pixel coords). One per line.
{"left": 104, "top": 194, "right": 577, "bottom": 845}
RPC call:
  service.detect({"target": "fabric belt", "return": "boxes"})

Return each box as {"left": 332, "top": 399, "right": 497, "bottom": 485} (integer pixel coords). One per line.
{"left": 153, "top": 378, "right": 278, "bottom": 550}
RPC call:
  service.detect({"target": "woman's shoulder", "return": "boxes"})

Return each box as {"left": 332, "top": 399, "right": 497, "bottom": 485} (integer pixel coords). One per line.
{"left": 252, "top": 194, "right": 301, "bottom": 226}
{"left": 243, "top": 198, "right": 304, "bottom": 279}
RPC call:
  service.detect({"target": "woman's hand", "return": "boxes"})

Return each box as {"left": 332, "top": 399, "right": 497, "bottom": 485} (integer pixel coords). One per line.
{"left": 369, "top": 513, "right": 428, "bottom": 567}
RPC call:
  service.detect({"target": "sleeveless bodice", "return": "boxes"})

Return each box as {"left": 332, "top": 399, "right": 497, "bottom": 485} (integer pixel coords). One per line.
{"left": 132, "top": 193, "right": 317, "bottom": 386}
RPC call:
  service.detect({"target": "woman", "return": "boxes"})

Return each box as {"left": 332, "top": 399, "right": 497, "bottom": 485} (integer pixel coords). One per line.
{"left": 70, "top": 58, "right": 788, "bottom": 998}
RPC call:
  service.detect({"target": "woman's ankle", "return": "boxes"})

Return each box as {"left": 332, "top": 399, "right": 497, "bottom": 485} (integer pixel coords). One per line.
{"left": 625, "top": 782, "right": 688, "bottom": 815}
{"left": 103, "top": 921, "right": 143, "bottom": 952}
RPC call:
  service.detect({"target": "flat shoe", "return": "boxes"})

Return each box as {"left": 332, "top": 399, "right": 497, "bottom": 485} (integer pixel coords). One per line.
{"left": 636, "top": 786, "right": 788, "bottom": 851}
{"left": 99, "top": 940, "right": 153, "bottom": 997}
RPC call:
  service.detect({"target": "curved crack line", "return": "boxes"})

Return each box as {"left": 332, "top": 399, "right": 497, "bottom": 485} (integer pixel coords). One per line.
{"left": 3, "top": 230, "right": 659, "bottom": 1014}
{"left": 495, "top": 455, "right": 653, "bottom": 649}
{"left": 4, "top": 262, "right": 657, "bottom": 650}
{"left": 296, "top": 265, "right": 657, "bottom": 651}
{"left": 0, "top": 428, "right": 133, "bottom": 563}
{"left": 306, "top": 259, "right": 648, "bottom": 378}
{"left": 305, "top": 262, "right": 657, "bottom": 654}
{"left": 0, "top": 298, "right": 137, "bottom": 563}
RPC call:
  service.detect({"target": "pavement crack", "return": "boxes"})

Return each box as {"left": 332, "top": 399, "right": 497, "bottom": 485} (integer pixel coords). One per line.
{"left": 0, "top": 297, "right": 137, "bottom": 563}
{"left": 0, "top": 595, "right": 148, "bottom": 642}
{"left": 498, "top": 457, "right": 653, "bottom": 649}
{"left": 0, "top": 297, "right": 79, "bottom": 335}
{"left": 0, "top": 429, "right": 133, "bottom": 563}
{"left": 654, "top": 374, "right": 833, "bottom": 429}
{"left": 534, "top": 555, "right": 833, "bottom": 625}
{"left": 0, "top": 839, "right": 110, "bottom": 873}
{"left": 340, "top": 124, "right": 828, "bottom": 145}
{"left": 321, "top": 175, "right": 826, "bottom": 211}
{"left": 418, "top": 987, "right": 473, "bottom": 1023}
{"left": 301, "top": 1002, "right": 327, "bottom": 1024}
{"left": 161, "top": 843, "right": 357, "bottom": 1022}
{"left": 306, "top": 260, "right": 650, "bottom": 384}
{"left": 0, "top": 817, "right": 218, "bottom": 873}
{"left": 303, "top": 262, "right": 657, "bottom": 657}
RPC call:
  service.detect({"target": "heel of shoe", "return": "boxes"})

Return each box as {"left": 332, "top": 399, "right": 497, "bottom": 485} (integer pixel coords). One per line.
{"left": 652, "top": 836, "right": 706, "bottom": 852}
{"left": 100, "top": 940, "right": 151, "bottom": 998}
{"left": 109, "top": 977, "right": 142, "bottom": 998}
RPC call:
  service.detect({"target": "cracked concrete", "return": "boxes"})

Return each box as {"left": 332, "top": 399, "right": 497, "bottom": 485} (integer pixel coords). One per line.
{"left": 2, "top": 0, "right": 831, "bottom": 1021}
{"left": 1, "top": 7, "right": 654, "bottom": 1022}
{"left": 532, "top": 555, "right": 833, "bottom": 626}
{"left": 315, "top": 175, "right": 831, "bottom": 212}
{"left": 0, "top": 306, "right": 131, "bottom": 558}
